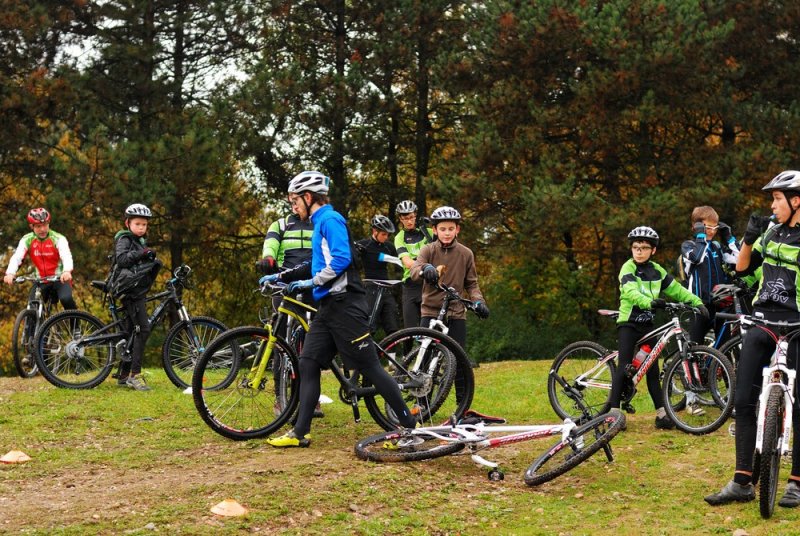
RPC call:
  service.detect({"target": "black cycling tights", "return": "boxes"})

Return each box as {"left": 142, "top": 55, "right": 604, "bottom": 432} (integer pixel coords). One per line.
{"left": 734, "top": 325, "right": 800, "bottom": 477}
{"left": 293, "top": 356, "right": 417, "bottom": 437}
{"left": 609, "top": 324, "right": 662, "bottom": 409}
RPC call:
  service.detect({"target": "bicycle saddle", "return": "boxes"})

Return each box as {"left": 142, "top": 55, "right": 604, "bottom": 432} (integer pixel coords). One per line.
{"left": 362, "top": 279, "right": 403, "bottom": 288}
{"left": 460, "top": 409, "right": 507, "bottom": 425}
{"left": 91, "top": 280, "right": 109, "bottom": 293}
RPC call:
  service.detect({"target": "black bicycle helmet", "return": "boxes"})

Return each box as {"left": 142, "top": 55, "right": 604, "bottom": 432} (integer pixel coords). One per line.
{"left": 627, "top": 226, "right": 659, "bottom": 247}
{"left": 371, "top": 214, "right": 395, "bottom": 233}
{"left": 430, "top": 206, "right": 462, "bottom": 224}
{"left": 396, "top": 200, "right": 417, "bottom": 215}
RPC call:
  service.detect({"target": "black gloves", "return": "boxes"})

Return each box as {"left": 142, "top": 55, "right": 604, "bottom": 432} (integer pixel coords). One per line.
{"left": 422, "top": 264, "right": 439, "bottom": 284}
{"left": 693, "top": 221, "right": 706, "bottom": 239}
{"left": 717, "top": 221, "right": 733, "bottom": 244}
{"left": 474, "top": 301, "right": 490, "bottom": 319}
{"left": 141, "top": 248, "right": 156, "bottom": 261}
{"left": 256, "top": 256, "right": 277, "bottom": 274}
{"left": 696, "top": 304, "right": 710, "bottom": 318}
{"left": 743, "top": 214, "right": 770, "bottom": 246}
{"left": 651, "top": 298, "right": 667, "bottom": 309}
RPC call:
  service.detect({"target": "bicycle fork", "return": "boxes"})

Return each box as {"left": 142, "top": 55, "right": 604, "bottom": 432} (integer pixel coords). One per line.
{"left": 755, "top": 358, "right": 796, "bottom": 456}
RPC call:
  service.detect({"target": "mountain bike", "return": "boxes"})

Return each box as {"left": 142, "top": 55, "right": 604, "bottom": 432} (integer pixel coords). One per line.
{"left": 713, "top": 280, "right": 756, "bottom": 369}
{"left": 548, "top": 302, "right": 735, "bottom": 434}
{"left": 355, "top": 390, "right": 625, "bottom": 485}
{"left": 34, "top": 265, "right": 226, "bottom": 389}
{"left": 10, "top": 275, "right": 60, "bottom": 378}
{"left": 191, "top": 282, "right": 474, "bottom": 440}
{"left": 717, "top": 312, "right": 799, "bottom": 518}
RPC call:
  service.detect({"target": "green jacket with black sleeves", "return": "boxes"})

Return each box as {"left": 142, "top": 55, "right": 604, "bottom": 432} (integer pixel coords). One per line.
{"left": 618, "top": 258, "right": 702, "bottom": 325}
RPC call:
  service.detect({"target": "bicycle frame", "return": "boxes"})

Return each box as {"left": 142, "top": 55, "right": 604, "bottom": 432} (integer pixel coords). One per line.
{"left": 251, "top": 284, "right": 427, "bottom": 423}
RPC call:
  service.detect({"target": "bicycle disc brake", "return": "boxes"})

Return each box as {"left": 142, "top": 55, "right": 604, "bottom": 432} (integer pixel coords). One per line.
{"left": 405, "top": 371, "right": 433, "bottom": 397}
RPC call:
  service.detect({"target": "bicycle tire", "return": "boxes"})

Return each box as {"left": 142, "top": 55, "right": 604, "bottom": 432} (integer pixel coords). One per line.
{"left": 524, "top": 410, "right": 625, "bottom": 486}
{"left": 354, "top": 429, "right": 465, "bottom": 462}
{"left": 366, "top": 327, "right": 473, "bottom": 431}
{"left": 13, "top": 309, "right": 39, "bottom": 378}
{"left": 192, "top": 326, "right": 300, "bottom": 441}
{"left": 35, "top": 310, "right": 114, "bottom": 389}
{"left": 759, "top": 386, "right": 784, "bottom": 519}
{"left": 547, "top": 341, "right": 616, "bottom": 421}
{"left": 161, "top": 316, "right": 227, "bottom": 389}
{"left": 662, "top": 345, "right": 734, "bottom": 435}
{"left": 718, "top": 334, "right": 742, "bottom": 371}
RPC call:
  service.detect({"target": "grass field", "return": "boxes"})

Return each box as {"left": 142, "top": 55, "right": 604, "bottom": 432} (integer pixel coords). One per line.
{"left": 1, "top": 360, "right": 799, "bottom": 535}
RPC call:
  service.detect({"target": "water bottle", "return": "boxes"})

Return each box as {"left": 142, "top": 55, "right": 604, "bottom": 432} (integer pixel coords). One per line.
{"left": 627, "top": 344, "right": 651, "bottom": 377}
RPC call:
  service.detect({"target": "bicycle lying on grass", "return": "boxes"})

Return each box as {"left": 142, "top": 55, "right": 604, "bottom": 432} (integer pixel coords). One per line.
{"left": 355, "top": 383, "right": 625, "bottom": 485}
{"left": 717, "top": 312, "right": 799, "bottom": 518}
{"left": 11, "top": 275, "right": 59, "bottom": 378}
{"left": 192, "top": 281, "right": 475, "bottom": 439}
{"left": 548, "top": 302, "right": 735, "bottom": 434}
{"left": 34, "top": 265, "right": 226, "bottom": 389}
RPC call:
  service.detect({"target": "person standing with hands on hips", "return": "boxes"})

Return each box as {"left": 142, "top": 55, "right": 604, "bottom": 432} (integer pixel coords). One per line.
{"left": 706, "top": 170, "right": 800, "bottom": 507}
{"left": 265, "top": 171, "right": 418, "bottom": 448}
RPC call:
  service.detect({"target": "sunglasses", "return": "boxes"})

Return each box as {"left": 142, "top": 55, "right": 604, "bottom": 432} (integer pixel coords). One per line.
{"left": 632, "top": 246, "right": 653, "bottom": 252}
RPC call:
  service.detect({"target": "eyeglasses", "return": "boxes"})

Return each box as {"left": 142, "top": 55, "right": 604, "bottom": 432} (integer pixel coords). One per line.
{"left": 288, "top": 195, "right": 304, "bottom": 206}
{"left": 632, "top": 246, "right": 653, "bottom": 252}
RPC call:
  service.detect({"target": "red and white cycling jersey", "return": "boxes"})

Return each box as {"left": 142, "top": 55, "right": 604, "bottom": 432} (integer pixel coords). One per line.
{"left": 5, "top": 230, "right": 73, "bottom": 278}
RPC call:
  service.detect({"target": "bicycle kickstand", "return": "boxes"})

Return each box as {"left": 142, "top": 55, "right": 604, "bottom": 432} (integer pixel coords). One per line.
{"left": 471, "top": 454, "right": 505, "bottom": 481}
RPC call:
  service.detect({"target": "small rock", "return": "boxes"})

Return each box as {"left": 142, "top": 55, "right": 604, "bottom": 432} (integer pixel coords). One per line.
{"left": 312, "top": 509, "right": 323, "bottom": 517}
{"left": 574, "top": 492, "right": 584, "bottom": 499}
{"left": 144, "top": 522, "right": 156, "bottom": 530}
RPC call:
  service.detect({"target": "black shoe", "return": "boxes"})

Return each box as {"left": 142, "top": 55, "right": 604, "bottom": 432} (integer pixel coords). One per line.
{"left": 779, "top": 481, "right": 800, "bottom": 508}
{"left": 704, "top": 480, "right": 755, "bottom": 505}
{"left": 654, "top": 416, "right": 675, "bottom": 430}
{"left": 313, "top": 402, "right": 324, "bottom": 419}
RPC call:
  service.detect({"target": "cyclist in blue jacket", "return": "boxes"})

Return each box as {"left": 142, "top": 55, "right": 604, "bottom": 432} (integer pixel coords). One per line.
{"left": 265, "top": 171, "right": 417, "bottom": 447}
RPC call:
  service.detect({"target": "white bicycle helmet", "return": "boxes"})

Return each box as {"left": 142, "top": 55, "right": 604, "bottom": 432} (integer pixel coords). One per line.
{"left": 430, "top": 206, "right": 462, "bottom": 223}
{"left": 627, "top": 226, "right": 659, "bottom": 246}
{"left": 371, "top": 214, "right": 395, "bottom": 233}
{"left": 396, "top": 200, "right": 418, "bottom": 215}
{"left": 763, "top": 170, "right": 800, "bottom": 192}
{"left": 288, "top": 171, "right": 330, "bottom": 195}
{"left": 125, "top": 203, "right": 152, "bottom": 218}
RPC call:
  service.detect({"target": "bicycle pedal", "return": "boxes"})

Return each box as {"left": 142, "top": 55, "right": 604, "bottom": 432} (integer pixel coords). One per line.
{"left": 622, "top": 403, "right": 636, "bottom": 414}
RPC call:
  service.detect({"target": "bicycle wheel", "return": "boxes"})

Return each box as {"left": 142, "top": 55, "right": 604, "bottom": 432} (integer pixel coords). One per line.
{"left": 12, "top": 309, "right": 39, "bottom": 378}
{"left": 759, "top": 386, "right": 785, "bottom": 519}
{"left": 161, "top": 316, "right": 227, "bottom": 389}
{"left": 547, "top": 341, "right": 616, "bottom": 421}
{"left": 662, "top": 345, "right": 734, "bottom": 435}
{"left": 366, "top": 327, "right": 473, "bottom": 431}
{"left": 718, "top": 334, "right": 742, "bottom": 371}
{"left": 524, "top": 410, "right": 625, "bottom": 486}
{"left": 354, "top": 429, "right": 465, "bottom": 462}
{"left": 35, "top": 310, "right": 114, "bottom": 389}
{"left": 192, "top": 326, "right": 300, "bottom": 441}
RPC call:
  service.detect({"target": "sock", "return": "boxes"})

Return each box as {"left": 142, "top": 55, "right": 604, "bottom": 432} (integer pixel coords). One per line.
{"left": 655, "top": 407, "right": 667, "bottom": 419}
{"left": 733, "top": 473, "right": 751, "bottom": 486}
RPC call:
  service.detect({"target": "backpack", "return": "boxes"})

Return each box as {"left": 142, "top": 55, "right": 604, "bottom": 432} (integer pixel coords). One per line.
{"left": 106, "top": 233, "right": 160, "bottom": 299}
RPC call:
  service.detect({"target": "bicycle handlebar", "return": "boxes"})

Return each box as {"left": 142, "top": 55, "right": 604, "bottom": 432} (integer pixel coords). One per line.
{"left": 717, "top": 312, "right": 800, "bottom": 329}
{"left": 13, "top": 275, "right": 59, "bottom": 284}
{"left": 434, "top": 282, "right": 477, "bottom": 311}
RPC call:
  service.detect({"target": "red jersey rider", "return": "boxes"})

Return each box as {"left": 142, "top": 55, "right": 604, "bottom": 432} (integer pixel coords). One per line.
{"left": 4, "top": 208, "right": 76, "bottom": 310}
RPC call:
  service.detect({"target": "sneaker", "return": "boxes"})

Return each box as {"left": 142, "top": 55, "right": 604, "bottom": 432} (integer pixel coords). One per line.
{"left": 779, "top": 481, "right": 800, "bottom": 508}
{"left": 687, "top": 404, "right": 706, "bottom": 416}
{"left": 117, "top": 376, "right": 129, "bottom": 386}
{"left": 313, "top": 402, "right": 324, "bottom": 418}
{"left": 704, "top": 480, "right": 755, "bottom": 505}
{"left": 655, "top": 416, "right": 675, "bottom": 430}
{"left": 266, "top": 430, "right": 311, "bottom": 448}
{"left": 126, "top": 374, "right": 151, "bottom": 391}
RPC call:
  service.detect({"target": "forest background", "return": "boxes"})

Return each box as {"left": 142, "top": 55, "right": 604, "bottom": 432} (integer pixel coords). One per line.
{"left": 2, "top": 0, "right": 800, "bottom": 375}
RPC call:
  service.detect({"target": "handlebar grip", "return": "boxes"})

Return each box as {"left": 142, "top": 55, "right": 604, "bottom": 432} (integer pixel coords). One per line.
{"left": 715, "top": 312, "right": 741, "bottom": 320}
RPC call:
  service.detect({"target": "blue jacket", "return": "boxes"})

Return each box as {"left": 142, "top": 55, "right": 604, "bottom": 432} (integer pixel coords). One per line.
{"left": 309, "top": 204, "right": 359, "bottom": 301}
